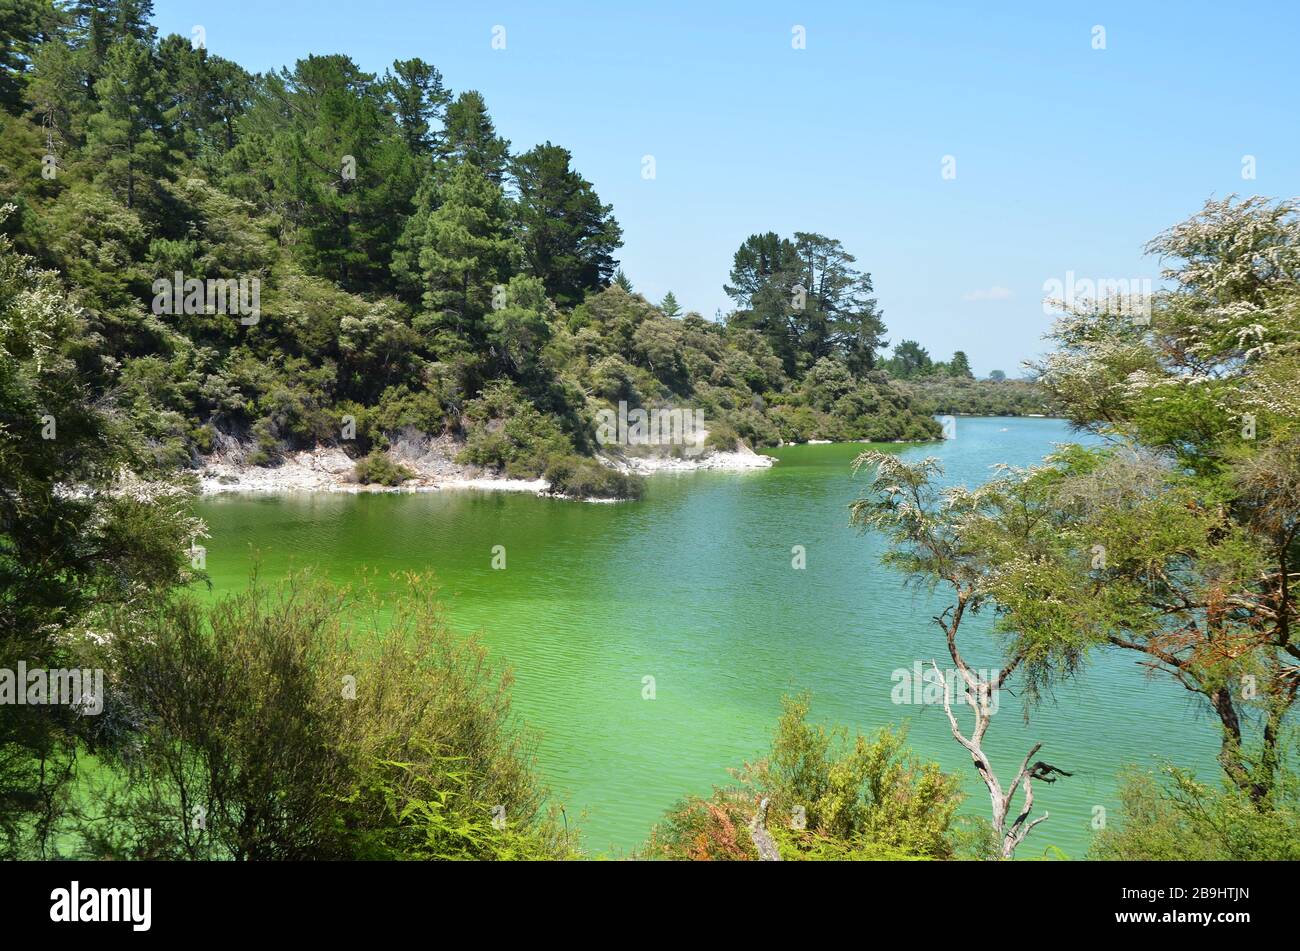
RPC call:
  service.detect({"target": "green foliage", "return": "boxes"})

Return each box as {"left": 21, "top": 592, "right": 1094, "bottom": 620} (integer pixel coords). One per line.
{"left": 0, "top": 206, "right": 197, "bottom": 857}
{"left": 78, "top": 575, "right": 576, "bottom": 860}
{"left": 883, "top": 342, "right": 982, "bottom": 384}
{"left": 881, "top": 339, "right": 932, "bottom": 378}
{"left": 641, "top": 792, "right": 759, "bottom": 861}
{"left": 725, "top": 231, "right": 887, "bottom": 375}
{"left": 512, "top": 142, "right": 621, "bottom": 307}
{"left": 458, "top": 379, "right": 573, "bottom": 477}
{"left": 569, "top": 286, "right": 938, "bottom": 451}
{"left": 383, "top": 57, "right": 449, "bottom": 156}
{"left": 749, "top": 694, "right": 960, "bottom": 859}
{"left": 234, "top": 55, "right": 419, "bottom": 290}
{"left": 438, "top": 90, "right": 509, "bottom": 183}
{"left": 85, "top": 36, "right": 171, "bottom": 214}
{"left": 352, "top": 449, "right": 414, "bottom": 486}
{"left": 2, "top": 5, "right": 946, "bottom": 487}
{"left": 856, "top": 197, "right": 1300, "bottom": 842}
{"left": 0, "top": 0, "right": 51, "bottom": 113}
{"left": 396, "top": 160, "right": 514, "bottom": 340}
{"left": 1022, "top": 197, "right": 1300, "bottom": 803}
{"left": 485, "top": 273, "right": 551, "bottom": 380}
{"left": 643, "top": 694, "right": 962, "bottom": 860}
{"left": 1090, "top": 764, "right": 1300, "bottom": 861}
{"left": 901, "top": 375, "right": 1055, "bottom": 417}
{"left": 544, "top": 453, "right": 643, "bottom": 500}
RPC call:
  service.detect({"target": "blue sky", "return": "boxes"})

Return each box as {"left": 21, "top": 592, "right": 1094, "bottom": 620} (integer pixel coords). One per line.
{"left": 152, "top": 0, "right": 1300, "bottom": 376}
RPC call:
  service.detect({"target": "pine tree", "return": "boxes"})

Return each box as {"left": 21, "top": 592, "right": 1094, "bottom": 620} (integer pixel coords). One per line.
{"left": 948, "top": 350, "right": 973, "bottom": 378}
{"left": 384, "top": 57, "right": 449, "bottom": 156}
{"left": 884, "top": 340, "right": 932, "bottom": 379}
{"left": 512, "top": 142, "right": 621, "bottom": 307}
{"left": 156, "top": 35, "right": 250, "bottom": 159}
{"left": 412, "top": 160, "right": 516, "bottom": 340}
{"left": 68, "top": 0, "right": 156, "bottom": 99}
{"left": 724, "top": 231, "right": 803, "bottom": 372}
{"left": 26, "top": 31, "right": 88, "bottom": 154}
{"left": 269, "top": 55, "right": 418, "bottom": 289}
{"left": 439, "top": 90, "right": 509, "bottom": 184}
{"left": 659, "top": 290, "right": 681, "bottom": 317}
{"left": 85, "top": 35, "right": 169, "bottom": 209}
{"left": 724, "top": 231, "right": 887, "bottom": 375}
{"left": 485, "top": 274, "right": 551, "bottom": 379}
{"left": 0, "top": 0, "right": 49, "bottom": 114}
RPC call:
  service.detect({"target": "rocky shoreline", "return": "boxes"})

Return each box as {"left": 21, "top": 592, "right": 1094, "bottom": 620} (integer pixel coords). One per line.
{"left": 195, "top": 432, "right": 775, "bottom": 500}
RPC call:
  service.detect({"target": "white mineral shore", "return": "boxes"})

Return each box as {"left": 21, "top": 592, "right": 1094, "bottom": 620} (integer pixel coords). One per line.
{"left": 600, "top": 443, "right": 775, "bottom": 474}
{"left": 194, "top": 431, "right": 775, "bottom": 500}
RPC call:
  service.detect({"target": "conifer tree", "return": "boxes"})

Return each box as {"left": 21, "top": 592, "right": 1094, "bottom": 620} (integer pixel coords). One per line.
{"left": 512, "top": 141, "right": 622, "bottom": 307}
{"left": 85, "top": 35, "right": 169, "bottom": 209}
{"left": 439, "top": 90, "right": 509, "bottom": 184}
{"left": 412, "top": 160, "right": 516, "bottom": 340}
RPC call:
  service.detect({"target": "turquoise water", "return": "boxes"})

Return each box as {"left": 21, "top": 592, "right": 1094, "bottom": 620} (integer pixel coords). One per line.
{"left": 194, "top": 417, "right": 1221, "bottom": 856}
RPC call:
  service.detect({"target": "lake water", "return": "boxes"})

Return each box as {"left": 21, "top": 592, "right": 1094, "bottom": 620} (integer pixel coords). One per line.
{"left": 195, "top": 417, "right": 1221, "bottom": 857}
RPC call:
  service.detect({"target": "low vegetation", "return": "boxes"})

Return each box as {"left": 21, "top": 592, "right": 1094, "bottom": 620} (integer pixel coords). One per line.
{"left": 642, "top": 695, "right": 966, "bottom": 860}
{"left": 544, "top": 454, "right": 643, "bottom": 500}
{"left": 1089, "top": 765, "right": 1300, "bottom": 861}
{"left": 76, "top": 575, "right": 577, "bottom": 860}
{"left": 352, "top": 449, "right": 415, "bottom": 486}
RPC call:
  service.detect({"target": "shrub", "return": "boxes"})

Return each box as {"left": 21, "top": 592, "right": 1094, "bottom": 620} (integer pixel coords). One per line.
{"left": 642, "top": 793, "right": 759, "bottom": 861}
{"left": 371, "top": 384, "right": 444, "bottom": 435}
{"left": 544, "top": 454, "right": 644, "bottom": 500}
{"left": 248, "top": 416, "right": 280, "bottom": 465}
{"left": 643, "top": 694, "right": 962, "bottom": 860}
{"left": 1088, "top": 766, "right": 1300, "bottom": 861}
{"left": 727, "top": 406, "right": 780, "bottom": 448}
{"left": 353, "top": 450, "right": 414, "bottom": 486}
{"left": 704, "top": 420, "right": 741, "bottom": 451}
{"left": 768, "top": 403, "right": 821, "bottom": 443}
{"left": 80, "top": 575, "right": 578, "bottom": 860}
{"left": 458, "top": 380, "right": 573, "bottom": 477}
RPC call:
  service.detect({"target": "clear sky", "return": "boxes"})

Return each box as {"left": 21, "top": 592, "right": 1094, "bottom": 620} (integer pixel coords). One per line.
{"left": 151, "top": 0, "right": 1300, "bottom": 376}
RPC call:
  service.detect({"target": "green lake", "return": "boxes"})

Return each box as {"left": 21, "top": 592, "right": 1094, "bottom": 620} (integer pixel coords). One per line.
{"left": 195, "top": 416, "right": 1220, "bottom": 856}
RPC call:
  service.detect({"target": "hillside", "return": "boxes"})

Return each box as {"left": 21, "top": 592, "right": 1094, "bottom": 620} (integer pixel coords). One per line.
{"left": 0, "top": 3, "right": 940, "bottom": 500}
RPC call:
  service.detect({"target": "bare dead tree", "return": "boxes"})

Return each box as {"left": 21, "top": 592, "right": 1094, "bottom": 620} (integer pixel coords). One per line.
{"left": 852, "top": 452, "right": 1073, "bottom": 859}
{"left": 929, "top": 657, "right": 1055, "bottom": 859}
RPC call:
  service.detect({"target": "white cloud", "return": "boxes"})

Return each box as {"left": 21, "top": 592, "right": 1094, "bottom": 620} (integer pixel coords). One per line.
{"left": 963, "top": 286, "right": 1013, "bottom": 302}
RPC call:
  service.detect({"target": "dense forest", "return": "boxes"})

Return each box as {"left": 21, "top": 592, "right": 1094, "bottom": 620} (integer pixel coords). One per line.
{"left": 0, "top": 0, "right": 968, "bottom": 505}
